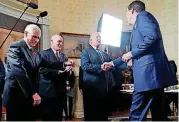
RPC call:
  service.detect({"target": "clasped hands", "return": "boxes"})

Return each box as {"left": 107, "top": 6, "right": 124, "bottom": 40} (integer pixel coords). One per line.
{"left": 101, "top": 51, "right": 133, "bottom": 71}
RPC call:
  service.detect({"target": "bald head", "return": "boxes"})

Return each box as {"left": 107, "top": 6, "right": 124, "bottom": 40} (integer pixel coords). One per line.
{"left": 89, "top": 32, "right": 101, "bottom": 48}
{"left": 51, "top": 34, "right": 63, "bottom": 51}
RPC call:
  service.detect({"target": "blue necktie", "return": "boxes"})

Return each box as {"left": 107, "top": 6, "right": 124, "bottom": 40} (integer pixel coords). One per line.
{"left": 96, "top": 49, "right": 115, "bottom": 90}
{"left": 96, "top": 49, "right": 104, "bottom": 63}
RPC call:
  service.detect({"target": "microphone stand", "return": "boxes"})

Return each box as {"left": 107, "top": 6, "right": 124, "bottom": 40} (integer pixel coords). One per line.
{"left": 0, "top": 6, "right": 29, "bottom": 49}
{"left": 36, "top": 16, "right": 40, "bottom": 24}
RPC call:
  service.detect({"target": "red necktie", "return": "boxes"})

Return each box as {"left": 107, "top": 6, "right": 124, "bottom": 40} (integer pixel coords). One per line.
{"left": 30, "top": 49, "right": 35, "bottom": 57}
{"left": 30, "top": 48, "right": 36, "bottom": 65}
{"left": 56, "top": 52, "right": 60, "bottom": 60}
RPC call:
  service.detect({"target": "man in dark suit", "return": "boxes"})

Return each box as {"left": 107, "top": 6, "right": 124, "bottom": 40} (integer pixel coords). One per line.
{"left": 105, "top": 1, "right": 177, "bottom": 121}
{"left": 0, "top": 58, "right": 5, "bottom": 120}
{"left": 63, "top": 70, "right": 75, "bottom": 120}
{"left": 2, "top": 24, "right": 73, "bottom": 121}
{"left": 80, "top": 32, "right": 123, "bottom": 121}
{"left": 38, "top": 34, "right": 73, "bottom": 121}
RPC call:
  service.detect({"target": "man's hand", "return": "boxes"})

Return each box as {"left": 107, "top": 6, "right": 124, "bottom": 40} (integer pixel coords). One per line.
{"left": 101, "top": 62, "right": 113, "bottom": 71}
{"left": 127, "top": 59, "right": 132, "bottom": 67}
{"left": 32, "top": 93, "right": 41, "bottom": 106}
{"left": 122, "top": 51, "right": 132, "bottom": 62}
{"left": 64, "top": 66, "right": 73, "bottom": 72}
{"left": 66, "top": 86, "right": 71, "bottom": 92}
{"left": 79, "top": 89, "right": 83, "bottom": 94}
{"left": 69, "top": 60, "right": 75, "bottom": 67}
{"left": 64, "top": 60, "right": 75, "bottom": 67}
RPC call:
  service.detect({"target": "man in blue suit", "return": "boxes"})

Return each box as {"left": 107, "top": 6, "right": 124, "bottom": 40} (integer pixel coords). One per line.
{"left": 38, "top": 34, "right": 72, "bottom": 121}
{"left": 0, "top": 58, "right": 5, "bottom": 120}
{"left": 80, "top": 32, "right": 123, "bottom": 121}
{"left": 105, "top": 1, "right": 177, "bottom": 121}
{"left": 104, "top": 0, "right": 177, "bottom": 121}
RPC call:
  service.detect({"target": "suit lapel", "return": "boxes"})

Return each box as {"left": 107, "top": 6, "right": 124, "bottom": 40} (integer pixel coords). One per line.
{"left": 49, "top": 48, "right": 57, "bottom": 60}
{"left": 88, "top": 46, "right": 102, "bottom": 64}
{"left": 19, "top": 39, "right": 35, "bottom": 67}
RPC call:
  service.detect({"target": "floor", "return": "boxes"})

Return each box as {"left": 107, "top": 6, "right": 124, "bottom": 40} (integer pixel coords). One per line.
{"left": 71, "top": 110, "right": 178, "bottom": 121}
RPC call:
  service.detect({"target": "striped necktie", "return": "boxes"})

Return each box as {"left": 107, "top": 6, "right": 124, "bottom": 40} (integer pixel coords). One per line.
{"left": 96, "top": 49, "right": 115, "bottom": 90}
{"left": 96, "top": 49, "right": 104, "bottom": 63}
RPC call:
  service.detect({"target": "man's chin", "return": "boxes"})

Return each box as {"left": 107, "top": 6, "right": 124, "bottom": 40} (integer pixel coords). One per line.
{"left": 31, "top": 44, "right": 37, "bottom": 47}
{"left": 56, "top": 48, "right": 61, "bottom": 51}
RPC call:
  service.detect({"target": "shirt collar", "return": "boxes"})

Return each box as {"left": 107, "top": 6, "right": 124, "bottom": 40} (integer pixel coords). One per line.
{"left": 51, "top": 48, "right": 61, "bottom": 56}
{"left": 91, "top": 45, "right": 99, "bottom": 51}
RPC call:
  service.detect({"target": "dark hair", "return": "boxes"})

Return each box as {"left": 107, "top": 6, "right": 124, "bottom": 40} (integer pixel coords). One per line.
{"left": 128, "top": 0, "right": 145, "bottom": 13}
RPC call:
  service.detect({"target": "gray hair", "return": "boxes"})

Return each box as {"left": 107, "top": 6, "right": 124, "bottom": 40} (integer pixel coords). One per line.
{"left": 24, "top": 24, "right": 41, "bottom": 36}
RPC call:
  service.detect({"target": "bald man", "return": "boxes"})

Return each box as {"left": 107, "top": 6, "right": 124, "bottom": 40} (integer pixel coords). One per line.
{"left": 38, "top": 34, "right": 72, "bottom": 121}
{"left": 80, "top": 32, "right": 123, "bottom": 121}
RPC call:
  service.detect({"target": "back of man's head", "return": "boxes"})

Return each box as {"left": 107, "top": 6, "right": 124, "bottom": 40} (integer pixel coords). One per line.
{"left": 24, "top": 24, "right": 41, "bottom": 36}
{"left": 128, "top": 0, "right": 145, "bottom": 13}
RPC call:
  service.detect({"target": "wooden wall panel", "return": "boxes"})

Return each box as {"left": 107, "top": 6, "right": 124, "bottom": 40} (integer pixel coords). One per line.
{"left": 0, "top": 28, "right": 23, "bottom": 62}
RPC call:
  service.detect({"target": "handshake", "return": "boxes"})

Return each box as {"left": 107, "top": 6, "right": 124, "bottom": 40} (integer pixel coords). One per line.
{"left": 101, "top": 51, "right": 133, "bottom": 71}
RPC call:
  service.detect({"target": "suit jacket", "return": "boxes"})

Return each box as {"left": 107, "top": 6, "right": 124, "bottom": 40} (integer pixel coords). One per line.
{"left": 3, "top": 39, "right": 64, "bottom": 106}
{"left": 113, "top": 11, "right": 177, "bottom": 92}
{"left": 80, "top": 45, "right": 123, "bottom": 96}
{"left": 0, "top": 58, "right": 5, "bottom": 93}
{"left": 38, "top": 48, "right": 68, "bottom": 98}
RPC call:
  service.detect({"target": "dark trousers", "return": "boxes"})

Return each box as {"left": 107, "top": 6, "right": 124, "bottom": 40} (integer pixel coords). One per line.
{"left": 6, "top": 89, "right": 35, "bottom": 121}
{"left": 0, "top": 96, "right": 2, "bottom": 121}
{"left": 129, "top": 88, "right": 167, "bottom": 121}
{"left": 40, "top": 96, "right": 65, "bottom": 121}
{"left": 82, "top": 87, "right": 109, "bottom": 121}
{"left": 64, "top": 95, "right": 73, "bottom": 120}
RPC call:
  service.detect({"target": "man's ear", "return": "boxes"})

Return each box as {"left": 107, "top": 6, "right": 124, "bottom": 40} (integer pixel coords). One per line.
{"left": 24, "top": 31, "right": 28, "bottom": 37}
{"left": 132, "top": 8, "right": 135, "bottom": 14}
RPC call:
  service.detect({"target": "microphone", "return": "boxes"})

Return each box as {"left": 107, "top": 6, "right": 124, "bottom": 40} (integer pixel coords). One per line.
{"left": 39, "top": 11, "right": 48, "bottom": 17}
{"left": 0, "top": 2, "right": 38, "bottom": 49}
{"left": 27, "top": 2, "right": 38, "bottom": 9}
{"left": 36, "top": 11, "right": 48, "bottom": 24}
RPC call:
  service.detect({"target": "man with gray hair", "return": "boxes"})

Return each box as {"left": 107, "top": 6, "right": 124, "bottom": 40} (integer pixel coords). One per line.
{"left": 80, "top": 32, "right": 123, "bottom": 121}
{"left": 3, "top": 24, "right": 73, "bottom": 121}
